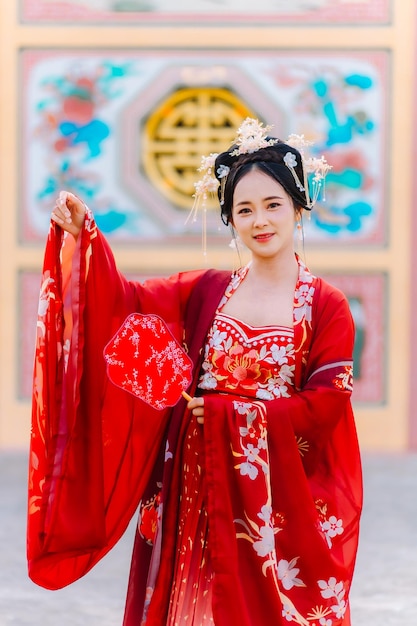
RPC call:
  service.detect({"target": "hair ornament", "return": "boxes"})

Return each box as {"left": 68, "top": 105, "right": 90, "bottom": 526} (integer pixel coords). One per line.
{"left": 286, "top": 133, "right": 313, "bottom": 152}
{"left": 283, "top": 151, "right": 305, "bottom": 192}
{"left": 186, "top": 152, "right": 220, "bottom": 255}
{"left": 217, "top": 164, "right": 230, "bottom": 179}
{"left": 229, "top": 117, "right": 279, "bottom": 156}
{"left": 187, "top": 153, "right": 219, "bottom": 221}
{"left": 304, "top": 155, "right": 332, "bottom": 205}
{"left": 217, "top": 164, "right": 230, "bottom": 206}
{"left": 285, "top": 133, "right": 332, "bottom": 209}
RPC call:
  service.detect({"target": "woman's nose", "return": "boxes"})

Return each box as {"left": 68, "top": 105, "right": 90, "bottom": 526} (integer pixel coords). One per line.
{"left": 253, "top": 209, "right": 268, "bottom": 227}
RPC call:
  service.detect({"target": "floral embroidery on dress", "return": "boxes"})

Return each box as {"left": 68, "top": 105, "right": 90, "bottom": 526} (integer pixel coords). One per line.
{"left": 198, "top": 316, "right": 295, "bottom": 400}
{"left": 233, "top": 401, "right": 269, "bottom": 481}
{"left": 315, "top": 498, "right": 345, "bottom": 550}
{"left": 138, "top": 489, "right": 162, "bottom": 546}
{"left": 320, "top": 516, "right": 345, "bottom": 549}
{"left": 233, "top": 402, "right": 283, "bottom": 578}
{"left": 232, "top": 401, "right": 313, "bottom": 624}
{"left": 198, "top": 256, "right": 316, "bottom": 400}
{"left": 318, "top": 578, "right": 349, "bottom": 621}
{"left": 333, "top": 365, "right": 353, "bottom": 392}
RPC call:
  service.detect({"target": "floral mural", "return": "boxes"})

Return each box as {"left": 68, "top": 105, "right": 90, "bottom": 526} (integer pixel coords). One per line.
{"left": 21, "top": 49, "right": 387, "bottom": 245}
{"left": 25, "top": 57, "right": 159, "bottom": 238}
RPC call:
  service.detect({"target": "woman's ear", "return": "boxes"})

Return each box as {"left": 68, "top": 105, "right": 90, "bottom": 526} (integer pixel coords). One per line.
{"left": 227, "top": 208, "right": 234, "bottom": 227}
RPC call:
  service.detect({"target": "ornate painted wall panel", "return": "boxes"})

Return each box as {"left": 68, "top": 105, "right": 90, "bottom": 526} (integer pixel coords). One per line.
{"left": 21, "top": 49, "right": 388, "bottom": 247}
{"left": 21, "top": 0, "right": 391, "bottom": 25}
{"left": 322, "top": 272, "right": 386, "bottom": 405}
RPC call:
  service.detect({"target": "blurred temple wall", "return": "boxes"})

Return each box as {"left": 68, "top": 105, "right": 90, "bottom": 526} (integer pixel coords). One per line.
{"left": 0, "top": 0, "right": 416, "bottom": 451}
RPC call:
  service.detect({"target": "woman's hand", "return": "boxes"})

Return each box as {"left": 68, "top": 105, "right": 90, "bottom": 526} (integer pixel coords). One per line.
{"left": 51, "top": 191, "right": 87, "bottom": 240}
{"left": 187, "top": 397, "right": 205, "bottom": 425}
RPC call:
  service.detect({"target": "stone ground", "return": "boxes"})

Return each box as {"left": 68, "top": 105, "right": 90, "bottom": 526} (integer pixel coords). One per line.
{"left": 1, "top": 450, "right": 417, "bottom": 625}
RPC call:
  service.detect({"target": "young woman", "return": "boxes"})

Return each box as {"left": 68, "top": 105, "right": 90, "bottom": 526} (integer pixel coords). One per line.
{"left": 27, "top": 119, "right": 362, "bottom": 626}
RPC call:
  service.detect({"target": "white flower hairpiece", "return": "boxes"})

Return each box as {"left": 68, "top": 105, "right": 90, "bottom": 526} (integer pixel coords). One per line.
{"left": 286, "top": 134, "right": 332, "bottom": 208}
{"left": 190, "top": 153, "right": 219, "bottom": 209}
{"left": 217, "top": 164, "right": 230, "bottom": 179}
{"left": 192, "top": 161, "right": 219, "bottom": 200}
{"left": 283, "top": 151, "right": 305, "bottom": 193}
{"left": 229, "top": 117, "right": 279, "bottom": 156}
{"left": 186, "top": 152, "right": 220, "bottom": 255}
{"left": 286, "top": 133, "right": 313, "bottom": 152}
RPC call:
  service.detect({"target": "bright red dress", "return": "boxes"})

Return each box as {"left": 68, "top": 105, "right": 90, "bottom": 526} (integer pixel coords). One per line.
{"left": 27, "top": 214, "right": 362, "bottom": 626}
{"left": 166, "top": 263, "right": 296, "bottom": 624}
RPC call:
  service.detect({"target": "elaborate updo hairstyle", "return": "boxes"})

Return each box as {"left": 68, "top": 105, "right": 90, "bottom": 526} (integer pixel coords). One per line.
{"left": 214, "top": 141, "right": 308, "bottom": 225}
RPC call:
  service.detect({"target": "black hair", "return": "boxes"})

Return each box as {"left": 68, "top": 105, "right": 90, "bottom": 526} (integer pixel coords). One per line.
{"left": 214, "top": 141, "right": 308, "bottom": 225}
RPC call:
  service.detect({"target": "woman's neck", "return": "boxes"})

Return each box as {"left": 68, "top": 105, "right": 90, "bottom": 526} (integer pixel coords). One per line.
{"left": 249, "top": 252, "right": 299, "bottom": 286}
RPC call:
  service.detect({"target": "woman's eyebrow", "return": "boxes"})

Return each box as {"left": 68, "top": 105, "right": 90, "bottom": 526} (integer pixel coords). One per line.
{"left": 235, "top": 195, "right": 283, "bottom": 205}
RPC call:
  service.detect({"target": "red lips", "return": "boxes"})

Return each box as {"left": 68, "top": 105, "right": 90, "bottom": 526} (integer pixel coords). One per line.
{"left": 254, "top": 233, "right": 274, "bottom": 241}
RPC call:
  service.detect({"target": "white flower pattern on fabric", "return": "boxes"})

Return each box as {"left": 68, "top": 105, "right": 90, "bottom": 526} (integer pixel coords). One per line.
{"left": 282, "top": 602, "right": 299, "bottom": 622}
{"left": 321, "top": 515, "right": 344, "bottom": 549}
{"left": 318, "top": 577, "right": 348, "bottom": 620}
{"left": 278, "top": 558, "right": 305, "bottom": 591}
{"left": 253, "top": 522, "right": 275, "bottom": 557}
{"left": 240, "top": 442, "right": 260, "bottom": 480}
{"left": 232, "top": 401, "right": 310, "bottom": 624}
{"left": 294, "top": 284, "right": 315, "bottom": 324}
{"left": 209, "top": 328, "right": 228, "bottom": 350}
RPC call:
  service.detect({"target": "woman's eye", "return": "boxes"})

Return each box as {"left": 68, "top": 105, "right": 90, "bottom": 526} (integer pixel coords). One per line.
{"left": 268, "top": 202, "right": 280, "bottom": 209}
{"left": 238, "top": 207, "right": 251, "bottom": 214}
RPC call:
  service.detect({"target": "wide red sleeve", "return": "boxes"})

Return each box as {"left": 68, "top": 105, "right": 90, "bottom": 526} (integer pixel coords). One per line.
{"left": 27, "top": 214, "right": 203, "bottom": 590}
{"left": 268, "top": 281, "right": 357, "bottom": 470}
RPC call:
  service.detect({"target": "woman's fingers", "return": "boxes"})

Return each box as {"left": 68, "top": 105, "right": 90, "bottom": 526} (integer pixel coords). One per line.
{"left": 187, "top": 397, "right": 205, "bottom": 424}
{"left": 51, "top": 190, "right": 86, "bottom": 238}
{"left": 51, "top": 191, "right": 75, "bottom": 225}
{"left": 58, "top": 191, "right": 72, "bottom": 221}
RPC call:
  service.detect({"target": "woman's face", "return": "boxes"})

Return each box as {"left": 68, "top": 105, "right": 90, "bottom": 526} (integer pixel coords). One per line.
{"left": 231, "top": 169, "right": 299, "bottom": 261}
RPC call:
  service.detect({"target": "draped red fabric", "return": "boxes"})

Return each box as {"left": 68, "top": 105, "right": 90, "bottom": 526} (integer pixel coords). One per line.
{"left": 125, "top": 271, "right": 362, "bottom": 626}
{"left": 27, "top": 216, "right": 362, "bottom": 626}
{"left": 27, "top": 215, "right": 203, "bottom": 589}
{"left": 202, "top": 280, "right": 362, "bottom": 625}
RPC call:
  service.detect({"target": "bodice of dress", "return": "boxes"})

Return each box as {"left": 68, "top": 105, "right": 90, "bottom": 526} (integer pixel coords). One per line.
{"left": 198, "top": 264, "right": 296, "bottom": 400}
{"left": 198, "top": 313, "right": 295, "bottom": 400}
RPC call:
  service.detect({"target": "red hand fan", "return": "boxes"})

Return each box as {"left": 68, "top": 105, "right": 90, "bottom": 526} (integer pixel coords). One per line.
{"left": 103, "top": 313, "right": 193, "bottom": 410}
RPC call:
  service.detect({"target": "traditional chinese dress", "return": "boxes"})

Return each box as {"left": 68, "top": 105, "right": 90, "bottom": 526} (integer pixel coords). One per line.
{"left": 165, "top": 265, "right": 297, "bottom": 625}
{"left": 27, "top": 213, "right": 362, "bottom": 626}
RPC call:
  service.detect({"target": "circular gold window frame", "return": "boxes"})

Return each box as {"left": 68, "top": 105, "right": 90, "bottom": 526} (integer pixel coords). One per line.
{"left": 142, "top": 87, "right": 255, "bottom": 211}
